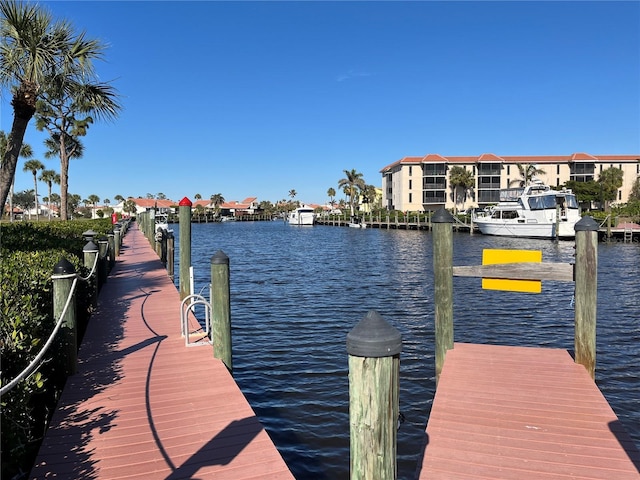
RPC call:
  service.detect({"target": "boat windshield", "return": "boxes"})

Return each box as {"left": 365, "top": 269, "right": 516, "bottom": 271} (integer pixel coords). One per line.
{"left": 565, "top": 194, "right": 579, "bottom": 209}
{"left": 500, "top": 188, "right": 524, "bottom": 202}
{"left": 528, "top": 195, "right": 558, "bottom": 210}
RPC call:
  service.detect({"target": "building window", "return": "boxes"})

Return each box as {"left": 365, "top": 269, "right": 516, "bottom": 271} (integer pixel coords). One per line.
{"left": 557, "top": 165, "right": 560, "bottom": 175}
{"left": 409, "top": 166, "right": 412, "bottom": 176}
{"left": 507, "top": 165, "right": 510, "bottom": 175}
{"left": 570, "top": 163, "right": 594, "bottom": 182}
{"left": 409, "top": 193, "right": 412, "bottom": 203}
{"left": 409, "top": 179, "right": 412, "bottom": 190}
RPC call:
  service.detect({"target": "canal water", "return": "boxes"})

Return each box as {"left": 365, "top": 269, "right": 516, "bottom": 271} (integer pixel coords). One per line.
{"left": 172, "top": 221, "right": 639, "bottom": 479}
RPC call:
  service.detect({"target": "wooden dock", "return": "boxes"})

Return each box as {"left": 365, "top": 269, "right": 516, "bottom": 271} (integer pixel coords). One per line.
{"left": 417, "top": 342, "right": 640, "bottom": 479}
{"left": 30, "top": 223, "right": 293, "bottom": 479}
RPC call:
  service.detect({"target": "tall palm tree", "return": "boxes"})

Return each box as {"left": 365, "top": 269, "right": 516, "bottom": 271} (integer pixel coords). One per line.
{"left": 0, "top": 130, "right": 32, "bottom": 220}
{"left": 210, "top": 193, "right": 224, "bottom": 216}
{"left": 38, "top": 168, "right": 60, "bottom": 220}
{"left": 22, "top": 159, "right": 44, "bottom": 219}
{"left": 88, "top": 193, "right": 100, "bottom": 218}
{"left": 509, "top": 163, "right": 546, "bottom": 188}
{"left": 449, "top": 166, "right": 475, "bottom": 214}
{"left": 597, "top": 167, "right": 624, "bottom": 209}
{"left": 288, "top": 189, "right": 297, "bottom": 200}
{"left": 327, "top": 187, "right": 336, "bottom": 207}
{"left": 338, "top": 169, "right": 365, "bottom": 216}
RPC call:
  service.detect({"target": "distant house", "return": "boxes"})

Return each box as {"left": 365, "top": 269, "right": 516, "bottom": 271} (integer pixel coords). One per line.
{"left": 219, "top": 197, "right": 258, "bottom": 217}
{"left": 113, "top": 198, "right": 176, "bottom": 216}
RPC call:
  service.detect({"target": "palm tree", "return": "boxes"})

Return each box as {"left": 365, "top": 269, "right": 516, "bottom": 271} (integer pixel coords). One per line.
{"left": 22, "top": 159, "right": 44, "bottom": 219}
{"left": 449, "top": 166, "right": 475, "bottom": 214}
{"left": 327, "top": 187, "right": 336, "bottom": 207}
{"left": 598, "top": 167, "right": 624, "bottom": 209}
{"left": 288, "top": 189, "right": 297, "bottom": 200}
{"left": 39, "top": 169, "right": 60, "bottom": 220}
{"left": 338, "top": 169, "right": 365, "bottom": 216}
{"left": 210, "top": 193, "right": 224, "bottom": 216}
{"left": 509, "top": 163, "right": 546, "bottom": 187}
{"left": 0, "top": 131, "right": 32, "bottom": 220}
{"left": 88, "top": 194, "right": 100, "bottom": 218}
{"left": 156, "top": 192, "right": 166, "bottom": 200}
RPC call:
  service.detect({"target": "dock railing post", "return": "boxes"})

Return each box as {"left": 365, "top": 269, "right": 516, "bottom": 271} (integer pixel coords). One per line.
{"left": 114, "top": 224, "right": 121, "bottom": 257}
{"left": 83, "top": 241, "right": 99, "bottom": 309}
{"left": 107, "top": 231, "right": 116, "bottom": 270}
{"left": 347, "top": 310, "right": 401, "bottom": 480}
{"left": 211, "top": 250, "right": 232, "bottom": 372}
{"left": 167, "top": 230, "right": 175, "bottom": 280}
{"left": 97, "top": 236, "right": 109, "bottom": 289}
{"left": 574, "top": 216, "right": 598, "bottom": 380}
{"left": 432, "top": 208, "right": 454, "bottom": 385}
{"left": 52, "top": 258, "right": 77, "bottom": 376}
{"left": 179, "top": 197, "right": 192, "bottom": 300}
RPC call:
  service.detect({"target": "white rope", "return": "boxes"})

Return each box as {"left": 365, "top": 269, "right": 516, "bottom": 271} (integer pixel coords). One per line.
{"left": 0, "top": 277, "right": 78, "bottom": 397}
{"left": 76, "top": 249, "right": 100, "bottom": 282}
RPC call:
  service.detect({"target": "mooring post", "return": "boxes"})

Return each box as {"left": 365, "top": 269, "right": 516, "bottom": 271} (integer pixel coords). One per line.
{"left": 52, "top": 258, "right": 77, "bottom": 376}
{"left": 432, "top": 208, "right": 454, "bottom": 385}
{"left": 211, "top": 250, "right": 232, "bottom": 372}
{"left": 179, "top": 197, "right": 192, "bottom": 300}
{"left": 97, "top": 236, "right": 109, "bottom": 289}
{"left": 114, "top": 224, "right": 121, "bottom": 256}
{"left": 148, "top": 209, "right": 156, "bottom": 245}
{"left": 167, "top": 230, "right": 175, "bottom": 280}
{"left": 83, "top": 240, "right": 99, "bottom": 309}
{"left": 347, "top": 310, "right": 401, "bottom": 480}
{"left": 574, "top": 216, "right": 599, "bottom": 380}
{"left": 107, "top": 231, "right": 116, "bottom": 270}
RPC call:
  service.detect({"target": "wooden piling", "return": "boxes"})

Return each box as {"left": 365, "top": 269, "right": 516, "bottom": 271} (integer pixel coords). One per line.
{"left": 574, "top": 216, "right": 599, "bottom": 380}
{"left": 52, "top": 258, "right": 77, "bottom": 376}
{"left": 97, "top": 236, "right": 109, "bottom": 288}
{"left": 179, "top": 197, "right": 192, "bottom": 300}
{"left": 211, "top": 250, "right": 232, "bottom": 372}
{"left": 83, "top": 241, "right": 99, "bottom": 309}
{"left": 347, "top": 310, "right": 401, "bottom": 480}
{"left": 167, "top": 231, "right": 175, "bottom": 280}
{"left": 107, "top": 232, "right": 116, "bottom": 270}
{"left": 432, "top": 208, "right": 454, "bottom": 385}
{"left": 114, "top": 225, "right": 121, "bottom": 257}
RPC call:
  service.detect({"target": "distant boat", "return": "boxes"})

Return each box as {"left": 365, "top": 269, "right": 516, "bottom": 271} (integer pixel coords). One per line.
{"left": 348, "top": 216, "right": 366, "bottom": 228}
{"left": 155, "top": 213, "right": 172, "bottom": 233}
{"left": 288, "top": 205, "right": 315, "bottom": 226}
{"left": 472, "top": 182, "right": 580, "bottom": 239}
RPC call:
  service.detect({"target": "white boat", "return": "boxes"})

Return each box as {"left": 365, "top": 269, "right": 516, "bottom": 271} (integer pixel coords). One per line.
{"left": 348, "top": 217, "right": 367, "bottom": 228}
{"left": 472, "top": 182, "right": 581, "bottom": 239}
{"left": 155, "top": 213, "right": 172, "bottom": 233}
{"left": 288, "top": 205, "right": 315, "bottom": 226}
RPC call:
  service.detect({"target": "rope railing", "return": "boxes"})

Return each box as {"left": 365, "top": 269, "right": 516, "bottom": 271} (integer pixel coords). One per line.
{"left": 77, "top": 249, "right": 100, "bottom": 282}
{"left": 0, "top": 277, "right": 79, "bottom": 397}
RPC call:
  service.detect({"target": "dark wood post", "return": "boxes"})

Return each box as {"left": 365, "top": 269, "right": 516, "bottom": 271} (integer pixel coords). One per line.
{"left": 574, "top": 216, "right": 598, "bottom": 380}
{"left": 167, "top": 230, "right": 175, "bottom": 280}
{"left": 52, "top": 258, "right": 77, "bottom": 376}
{"left": 114, "top": 224, "right": 121, "bottom": 256}
{"left": 83, "top": 241, "right": 99, "bottom": 309}
{"left": 347, "top": 310, "right": 401, "bottom": 480}
{"left": 97, "top": 236, "right": 109, "bottom": 288}
{"left": 211, "top": 250, "right": 232, "bottom": 372}
{"left": 179, "top": 197, "right": 192, "bottom": 300}
{"left": 432, "top": 208, "right": 454, "bottom": 385}
{"left": 107, "top": 231, "right": 115, "bottom": 270}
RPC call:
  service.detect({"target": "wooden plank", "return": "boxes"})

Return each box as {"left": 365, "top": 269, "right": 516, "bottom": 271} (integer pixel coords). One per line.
{"left": 453, "top": 262, "right": 574, "bottom": 282}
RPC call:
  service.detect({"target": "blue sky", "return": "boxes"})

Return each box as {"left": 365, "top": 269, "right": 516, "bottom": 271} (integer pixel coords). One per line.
{"left": 2, "top": 1, "right": 639, "bottom": 206}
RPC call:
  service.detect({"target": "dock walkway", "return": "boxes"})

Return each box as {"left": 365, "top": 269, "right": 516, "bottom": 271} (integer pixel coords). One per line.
{"left": 417, "top": 342, "right": 640, "bottom": 479}
{"left": 31, "top": 223, "right": 293, "bottom": 479}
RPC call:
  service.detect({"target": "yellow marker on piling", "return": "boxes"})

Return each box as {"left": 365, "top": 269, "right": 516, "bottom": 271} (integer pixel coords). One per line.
{"left": 482, "top": 249, "right": 542, "bottom": 293}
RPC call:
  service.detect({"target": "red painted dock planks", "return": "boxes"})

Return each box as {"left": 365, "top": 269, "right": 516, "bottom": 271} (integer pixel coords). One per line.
{"left": 417, "top": 342, "right": 640, "bottom": 479}
{"left": 31, "top": 224, "right": 293, "bottom": 479}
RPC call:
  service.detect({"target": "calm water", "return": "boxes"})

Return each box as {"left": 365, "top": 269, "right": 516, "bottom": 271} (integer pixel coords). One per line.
{"left": 172, "top": 221, "right": 639, "bottom": 479}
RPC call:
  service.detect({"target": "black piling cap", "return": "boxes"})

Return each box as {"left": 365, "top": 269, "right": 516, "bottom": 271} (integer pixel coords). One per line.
{"left": 82, "top": 229, "right": 97, "bottom": 241}
{"left": 431, "top": 208, "right": 454, "bottom": 224}
{"left": 83, "top": 240, "right": 99, "bottom": 252}
{"left": 53, "top": 257, "right": 76, "bottom": 275}
{"left": 575, "top": 216, "right": 599, "bottom": 232}
{"left": 347, "top": 310, "right": 402, "bottom": 358}
{"left": 211, "top": 250, "right": 229, "bottom": 265}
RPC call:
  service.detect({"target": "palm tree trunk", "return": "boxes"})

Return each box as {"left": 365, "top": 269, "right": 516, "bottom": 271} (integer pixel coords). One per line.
{"left": 33, "top": 174, "right": 39, "bottom": 221}
{"left": 0, "top": 115, "right": 31, "bottom": 212}
{"left": 59, "top": 136, "right": 69, "bottom": 220}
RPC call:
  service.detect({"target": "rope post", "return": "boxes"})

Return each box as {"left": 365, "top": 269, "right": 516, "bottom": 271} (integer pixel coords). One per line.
{"left": 211, "top": 250, "right": 232, "bottom": 372}
{"left": 574, "top": 216, "right": 599, "bottom": 380}
{"left": 347, "top": 310, "right": 401, "bottom": 480}
{"left": 432, "top": 208, "right": 454, "bottom": 386}
{"left": 179, "top": 197, "right": 192, "bottom": 300}
{"left": 83, "top": 241, "right": 99, "bottom": 309}
{"left": 52, "top": 258, "right": 77, "bottom": 376}
{"left": 107, "top": 231, "right": 116, "bottom": 270}
{"left": 167, "top": 230, "right": 175, "bottom": 280}
{"left": 148, "top": 209, "right": 156, "bottom": 244}
{"left": 114, "top": 224, "right": 121, "bottom": 256}
{"left": 97, "top": 236, "right": 109, "bottom": 289}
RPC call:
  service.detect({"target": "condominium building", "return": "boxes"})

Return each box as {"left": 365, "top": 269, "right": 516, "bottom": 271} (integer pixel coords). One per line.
{"left": 380, "top": 153, "right": 640, "bottom": 212}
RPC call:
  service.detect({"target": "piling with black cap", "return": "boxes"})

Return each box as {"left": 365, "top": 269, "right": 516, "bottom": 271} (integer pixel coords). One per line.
{"left": 52, "top": 258, "right": 77, "bottom": 376}
{"left": 97, "top": 235, "right": 109, "bottom": 289}
{"left": 211, "top": 250, "right": 232, "bottom": 372}
{"left": 574, "top": 216, "right": 599, "bottom": 379}
{"left": 432, "top": 208, "right": 454, "bottom": 385}
{"left": 107, "top": 231, "right": 116, "bottom": 270}
{"left": 347, "top": 310, "right": 402, "bottom": 480}
{"left": 83, "top": 240, "right": 99, "bottom": 308}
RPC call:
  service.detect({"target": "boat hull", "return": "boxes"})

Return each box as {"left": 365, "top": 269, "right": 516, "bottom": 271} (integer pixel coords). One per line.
{"left": 474, "top": 219, "right": 576, "bottom": 239}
